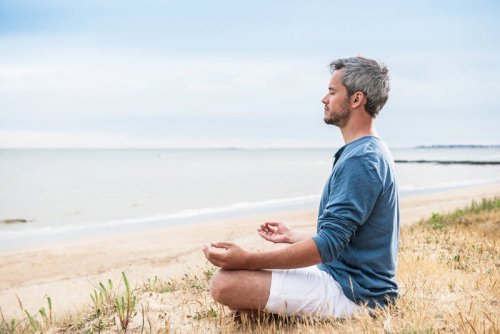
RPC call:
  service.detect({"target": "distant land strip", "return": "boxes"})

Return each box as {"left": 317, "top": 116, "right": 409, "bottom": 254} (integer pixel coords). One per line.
{"left": 414, "top": 145, "right": 500, "bottom": 149}
{"left": 395, "top": 160, "right": 500, "bottom": 165}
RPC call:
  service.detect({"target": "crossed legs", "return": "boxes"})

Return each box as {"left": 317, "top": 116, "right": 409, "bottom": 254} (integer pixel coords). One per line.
{"left": 210, "top": 266, "right": 364, "bottom": 320}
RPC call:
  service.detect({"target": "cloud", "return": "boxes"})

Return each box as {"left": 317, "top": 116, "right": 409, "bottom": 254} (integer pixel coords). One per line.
{"left": 0, "top": 48, "right": 325, "bottom": 122}
{"left": 0, "top": 52, "right": 319, "bottom": 95}
{"left": 387, "top": 51, "right": 500, "bottom": 112}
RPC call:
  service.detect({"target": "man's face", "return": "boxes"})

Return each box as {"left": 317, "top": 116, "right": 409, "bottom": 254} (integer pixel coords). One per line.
{"left": 321, "top": 70, "right": 351, "bottom": 127}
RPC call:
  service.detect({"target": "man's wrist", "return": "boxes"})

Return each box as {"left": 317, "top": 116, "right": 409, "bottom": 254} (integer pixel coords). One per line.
{"left": 288, "top": 231, "right": 308, "bottom": 244}
{"left": 288, "top": 232, "right": 298, "bottom": 244}
{"left": 244, "top": 251, "right": 259, "bottom": 270}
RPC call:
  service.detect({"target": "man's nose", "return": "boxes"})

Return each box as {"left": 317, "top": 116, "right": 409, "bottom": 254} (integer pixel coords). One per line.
{"left": 321, "top": 95, "right": 328, "bottom": 104}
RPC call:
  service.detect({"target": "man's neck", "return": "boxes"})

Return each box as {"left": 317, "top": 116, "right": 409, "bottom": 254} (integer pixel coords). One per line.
{"left": 340, "top": 122, "right": 377, "bottom": 145}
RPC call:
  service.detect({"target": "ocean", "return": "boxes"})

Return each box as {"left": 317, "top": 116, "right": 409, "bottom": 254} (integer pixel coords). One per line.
{"left": 1, "top": 147, "right": 500, "bottom": 251}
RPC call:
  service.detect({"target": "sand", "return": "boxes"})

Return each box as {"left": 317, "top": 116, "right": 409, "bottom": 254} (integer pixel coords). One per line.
{"left": 1, "top": 183, "right": 499, "bottom": 319}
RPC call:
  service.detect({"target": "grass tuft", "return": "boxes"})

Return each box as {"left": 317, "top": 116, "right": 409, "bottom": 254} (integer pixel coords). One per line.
{"left": 115, "top": 272, "right": 137, "bottom": 331}
{"left": 420, "top": 196, "right": 500, "bottom": 230}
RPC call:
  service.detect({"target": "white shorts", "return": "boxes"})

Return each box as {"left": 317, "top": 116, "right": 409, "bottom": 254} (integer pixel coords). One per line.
{"left": 264, "top": 266, "right": 362, "bottom": 319}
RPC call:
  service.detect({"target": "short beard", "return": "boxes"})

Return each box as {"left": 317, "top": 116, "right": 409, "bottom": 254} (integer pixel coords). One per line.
{"left": 323, "top": 99, "right": 351, "bottom": 128}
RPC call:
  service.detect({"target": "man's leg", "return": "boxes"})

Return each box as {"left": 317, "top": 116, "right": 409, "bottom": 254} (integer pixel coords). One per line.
{"left": 210, "top": 269, "right": 271, "bottom": 310}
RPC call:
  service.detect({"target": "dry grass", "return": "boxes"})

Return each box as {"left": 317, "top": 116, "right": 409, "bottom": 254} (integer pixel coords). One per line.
{"left": 1, "top": 197, "right": 499, "bottom": 333}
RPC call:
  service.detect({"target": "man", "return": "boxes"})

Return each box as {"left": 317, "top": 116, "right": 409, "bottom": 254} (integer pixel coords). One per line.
{"left": 202, "top": 56, "right": 399, "bottom": 319}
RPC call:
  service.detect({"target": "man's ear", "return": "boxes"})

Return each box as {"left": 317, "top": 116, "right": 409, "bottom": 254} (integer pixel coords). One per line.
{"left": 350, "top": 91, "right": 365, "bottom": 109}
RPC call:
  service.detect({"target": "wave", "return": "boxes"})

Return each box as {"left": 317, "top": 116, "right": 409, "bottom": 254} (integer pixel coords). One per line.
{"left": 0, "top": 194, "right": 320, "bottom": 240}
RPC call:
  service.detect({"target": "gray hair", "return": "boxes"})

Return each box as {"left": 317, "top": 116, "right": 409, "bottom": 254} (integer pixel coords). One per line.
{"left": 329, "top": 57, "right": 390, "bottom": 118}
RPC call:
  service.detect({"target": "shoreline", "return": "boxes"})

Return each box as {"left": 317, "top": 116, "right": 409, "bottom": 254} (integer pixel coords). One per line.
{"left": 3, "top": 179, "right": 500, "bottom": 253}
{"left": 1, "top": 183, "right": 499, "bottom": 319}
{"left": 0, "top": 198, "right": 320, "bottom": 253}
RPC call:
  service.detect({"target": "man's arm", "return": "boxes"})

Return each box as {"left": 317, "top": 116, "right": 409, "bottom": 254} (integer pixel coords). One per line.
{"left": 203, "top": 238, "right": 322, "bottom": 270}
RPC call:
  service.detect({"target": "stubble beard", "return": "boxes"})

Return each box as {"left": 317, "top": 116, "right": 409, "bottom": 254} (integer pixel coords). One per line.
{"left": 323, "top": 99, "right": 351, "bottom": 128}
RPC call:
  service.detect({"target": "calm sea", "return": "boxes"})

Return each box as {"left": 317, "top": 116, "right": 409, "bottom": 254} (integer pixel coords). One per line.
{"left": 1, "top": 147, "right": 500, "bottom": 250}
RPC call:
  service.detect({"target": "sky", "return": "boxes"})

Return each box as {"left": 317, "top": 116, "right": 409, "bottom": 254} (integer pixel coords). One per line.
{"left": 0, "top": 0, "right": 499, "bottom": 148}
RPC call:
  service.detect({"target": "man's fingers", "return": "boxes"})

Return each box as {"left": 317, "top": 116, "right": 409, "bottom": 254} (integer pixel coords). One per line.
{"left": 259, "top": 225, "right": 272, "bottom": 233}
{"left": 259, "top": 224, "right": 272, "bottom": 233}
{"left": 202, "top": 243, "right": 212, "bottom": 257}
{"left": 205, "top": 255, "right": 221, "bottom": 267}
{"left": 257, "top": 231, "right": 272, "bottom": 240}
{"left": 265, "top": 221, "right": 280, "bottom": 227}
{"left": 211, "top": 241, "right": 233, "bottom": 249}
{"left": 202, "top": 243, "right": 226, "bottom": 267}
{"left": 265, "top": 222, "right": 279, "bottom": 232}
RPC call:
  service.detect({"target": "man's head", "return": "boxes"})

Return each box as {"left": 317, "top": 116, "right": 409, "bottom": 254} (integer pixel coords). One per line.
{"left": 328, "top": 56, "right": 390, "bottom": 118}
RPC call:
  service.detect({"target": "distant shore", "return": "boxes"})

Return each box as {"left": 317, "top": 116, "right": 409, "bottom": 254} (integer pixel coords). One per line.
{"left": 0, "top": 183, "right": 499, "bottom": 321}
{"left": 395, "top": 159, "right": 500, "bottom": 165}
{"left": 414, "top": 144, "right": 500, "bottom": 149}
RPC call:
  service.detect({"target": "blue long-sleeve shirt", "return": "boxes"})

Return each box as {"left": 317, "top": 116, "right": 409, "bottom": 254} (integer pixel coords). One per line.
{"left": 312, "top": 136, "right": 400, "bottom": 308}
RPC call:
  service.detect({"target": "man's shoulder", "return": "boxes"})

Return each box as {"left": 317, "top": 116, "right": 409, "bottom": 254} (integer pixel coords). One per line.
{"left": 338, "top": 137, "right": 396, "bottom": 187}
{"left": 342, "top": 137, "right": 391, "bottom": 164}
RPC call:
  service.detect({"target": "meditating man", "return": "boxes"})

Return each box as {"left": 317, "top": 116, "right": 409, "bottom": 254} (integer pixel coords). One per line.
{"left": 202, "top": 56, "right": 400, "bottom": 319}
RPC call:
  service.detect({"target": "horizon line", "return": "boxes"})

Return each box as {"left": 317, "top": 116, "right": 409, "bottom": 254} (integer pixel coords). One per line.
{"left": 1, "top": 144, "right": 499, "bottom": 150}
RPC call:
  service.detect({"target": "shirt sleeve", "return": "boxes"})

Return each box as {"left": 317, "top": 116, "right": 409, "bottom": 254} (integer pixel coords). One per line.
{"left": 312, "top": 156, "right": 382, "bottom": 263}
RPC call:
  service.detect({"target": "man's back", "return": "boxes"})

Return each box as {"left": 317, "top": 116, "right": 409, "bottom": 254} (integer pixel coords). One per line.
{"left": 313, "top": 136, "right": 400, "bottom": 308}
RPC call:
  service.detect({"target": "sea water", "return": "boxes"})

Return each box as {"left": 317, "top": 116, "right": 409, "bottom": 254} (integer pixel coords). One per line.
{"left": 1, "top": 147, "right": 500, "bottom": 250}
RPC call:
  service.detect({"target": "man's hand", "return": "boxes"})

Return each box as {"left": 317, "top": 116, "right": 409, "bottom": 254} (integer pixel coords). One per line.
{"left": 203, "top": 242, "right": 253, "bottom": 270}
{"left": 258, "top": 222, "right": 294, "bottom": 243}
{"left": 258, "top": 221, "right": 313, "bottom": 244}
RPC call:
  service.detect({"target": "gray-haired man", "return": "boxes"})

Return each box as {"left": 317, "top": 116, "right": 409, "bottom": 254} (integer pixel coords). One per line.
{"left": 203, "top": 56, "right": 399, "bottom": 319}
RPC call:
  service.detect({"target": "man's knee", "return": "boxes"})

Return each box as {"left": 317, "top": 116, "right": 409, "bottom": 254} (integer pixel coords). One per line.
{"left": 209, "top": 269, "right": 236, "bottom": 305}
{"left": 209, "top": 269, "right": 272, "bottom": 310}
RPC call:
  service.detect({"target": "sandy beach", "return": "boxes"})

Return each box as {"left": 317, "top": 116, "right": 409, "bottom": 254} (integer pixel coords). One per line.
{"left": 1, "top": 183, "right": 499, "bottom": 320}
